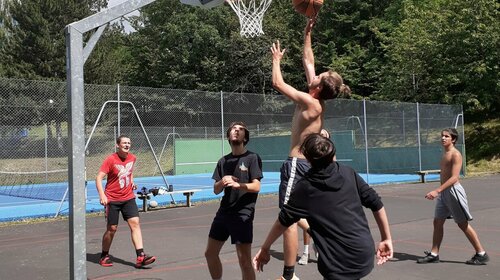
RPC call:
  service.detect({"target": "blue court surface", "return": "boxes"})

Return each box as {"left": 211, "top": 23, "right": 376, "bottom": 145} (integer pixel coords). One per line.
{"left": 0, "top": 172, "right": 438, "bottom": 222}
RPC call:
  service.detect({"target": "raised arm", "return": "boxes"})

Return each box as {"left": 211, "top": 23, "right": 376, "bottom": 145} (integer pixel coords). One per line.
{"left": 271, "top": 40, "right": 319, "bottom": 107}
{"left": 303, "top": 16, "right": 317, "bottom": 88}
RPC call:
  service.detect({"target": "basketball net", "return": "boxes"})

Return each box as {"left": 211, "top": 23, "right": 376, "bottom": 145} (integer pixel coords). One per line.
{"left": 225, "top": 0, "right": 272, "bottom": 38}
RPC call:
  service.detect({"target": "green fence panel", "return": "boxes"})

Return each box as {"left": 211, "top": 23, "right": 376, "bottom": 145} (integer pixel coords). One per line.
{"left": 174, "top": 139, "right": 229, "bottom": 175}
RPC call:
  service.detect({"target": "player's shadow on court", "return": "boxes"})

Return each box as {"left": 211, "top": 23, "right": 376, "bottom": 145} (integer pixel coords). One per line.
{"left": 391, "top": 252, "right": 465, "bottom": 264}
{"left": 87, "top": 253, "right": 147, "bottom": 268}
{"left": 391, "top": 252, "right": 421, "bottom": 262}
{"left": 269, "top": 249, "right": 285, "bottom": 261}
{"left": 269, "top": 250, "right": 318, "bottom": 264}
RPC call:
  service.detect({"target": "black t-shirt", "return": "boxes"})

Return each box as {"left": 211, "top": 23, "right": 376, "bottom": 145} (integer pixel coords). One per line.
{"left": 278, "top": 162, "right": 383, "bottom": 280}
{"left": 212, "top": 150, "right": 263, "bottom": 218}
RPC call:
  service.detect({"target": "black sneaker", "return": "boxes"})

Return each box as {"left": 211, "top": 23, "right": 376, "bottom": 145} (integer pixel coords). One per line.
{"left": 417, "top": 251, "right": 439, "bottom": 264}
{"left": 466, "top": 253, "right": 489, "bottom": 265}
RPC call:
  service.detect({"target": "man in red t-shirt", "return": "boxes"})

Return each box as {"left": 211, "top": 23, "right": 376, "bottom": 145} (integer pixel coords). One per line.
{"left": 96, "top": 135, "right": 156, "bottom": 268}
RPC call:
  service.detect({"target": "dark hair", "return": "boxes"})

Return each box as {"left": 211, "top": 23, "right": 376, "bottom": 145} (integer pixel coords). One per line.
{"left": 319, "top": 71, "right": 352, "bottom": 100}
{"left": 116, "top": 135, "right": 130, "bottom": 144}
{"left": 300, "top": 133, "right": 336, "bottom": 168}
{"left": 226, "top": 121, "right": 250, "bottom": 145}
{"left": 442, "top": 128, "right": 459, "bottom": 145}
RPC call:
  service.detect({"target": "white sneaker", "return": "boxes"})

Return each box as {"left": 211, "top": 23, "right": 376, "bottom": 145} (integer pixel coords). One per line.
{"left": 277, "top": 274, "right": 300, "bottom": 280}
{"left": 298, "top": 253, "right": 309, "bottom": 265}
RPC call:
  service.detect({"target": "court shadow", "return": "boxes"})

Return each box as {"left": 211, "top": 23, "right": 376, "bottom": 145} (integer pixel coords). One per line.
{"left": 269, "top": 250, "right": 318, "bottom": 264}
{"left": 391, "top": 252, "right": 421, "bottom": 262}
{"left": 87, "top": 253, "right": 136, "bottom": 268}
{"left": 306, "top": 258, "right": 318, "bottom": 264}
{"left": 270, "top": 249, "right": 284, "bottom": 261}
{"left": 391, "top": 252, "right": 466, "bottom": 265}
{"left": 438, "top": 259, "right": 468, "bottom": 265}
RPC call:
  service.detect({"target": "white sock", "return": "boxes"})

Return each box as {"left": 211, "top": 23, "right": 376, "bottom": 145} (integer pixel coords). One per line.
{"left": 430, "top": 252, "right": 438, "bottom": 257}
{"left": 477, "top": 251, "right": 486, "bottom": 256}
{"left": 303, "top": 245, "right": 309, "bottom": 254}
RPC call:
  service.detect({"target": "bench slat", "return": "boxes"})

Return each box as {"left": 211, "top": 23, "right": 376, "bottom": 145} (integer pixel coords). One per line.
{"left": 136, "top": 189, "right": 203, "bottom": 211}
{"left": 415, "top": 170, "right": 441, "bottom": 183}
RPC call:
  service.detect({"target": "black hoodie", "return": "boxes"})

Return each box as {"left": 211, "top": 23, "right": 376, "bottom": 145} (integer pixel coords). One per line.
{"left": 278, "top": 162, "right": 384, "bottom": 280}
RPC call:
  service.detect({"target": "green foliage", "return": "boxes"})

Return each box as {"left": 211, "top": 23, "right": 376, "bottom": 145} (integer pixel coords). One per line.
{"left": 464, "top": 119, "right": 500, "bottom": 163}
{"left": 378, "top": 0, "right": 499, "bottom": 117}
{"left": 84, "top": 24, "right": 132, "bottom": 84}
{"left": 0, "top": 0, "right": 498, "bottom": 123}
{"left": 311, "top": 0, "right": 395, "bottom": 97}
{"left": 0, "top": 0, "right": 108, "bottom": 80}
{"left": 126, "top": 0, "right": 291, "bottom": 94}
{"left": 0, "top": 0, "right": 137, "bottom": 130}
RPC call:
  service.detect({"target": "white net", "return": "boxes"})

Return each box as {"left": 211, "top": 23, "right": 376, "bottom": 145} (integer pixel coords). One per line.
{"left": 0, "top": 169, "right": 69, "bottom": 201}
{"left": 226, "top": 0, "right": 272, "bottom": 38}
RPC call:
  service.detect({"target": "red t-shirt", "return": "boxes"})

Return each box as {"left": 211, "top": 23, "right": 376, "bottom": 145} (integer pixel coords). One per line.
{"left": 99, "top": 153, "right": 137, "bottom": 202}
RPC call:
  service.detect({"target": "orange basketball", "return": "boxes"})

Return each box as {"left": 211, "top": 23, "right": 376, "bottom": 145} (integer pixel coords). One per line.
{"left": 293, "top": 0, "right": 324, "bottom": 18}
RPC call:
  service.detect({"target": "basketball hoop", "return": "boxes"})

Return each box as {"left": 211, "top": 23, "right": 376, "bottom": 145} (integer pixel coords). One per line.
{"left": 225, "top": 0, "right": 272, "bottom": 38}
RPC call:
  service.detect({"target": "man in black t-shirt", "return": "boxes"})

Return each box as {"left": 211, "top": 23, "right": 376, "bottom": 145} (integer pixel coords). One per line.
{"left": 205, "top": 122, "right": 263, "bottom": 280}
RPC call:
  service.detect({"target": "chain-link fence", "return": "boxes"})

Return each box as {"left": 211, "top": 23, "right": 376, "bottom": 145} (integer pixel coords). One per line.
{"left": 0, "top": 77, "right": 464, "bottom": 192}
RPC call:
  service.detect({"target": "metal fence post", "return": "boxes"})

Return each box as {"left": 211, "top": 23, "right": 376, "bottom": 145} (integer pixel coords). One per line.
{"left": 363, "top": 99, "right": 369, "bottom": 183}
{"left": 117, "top": 83, "right": 121, "bottom": 137}
{"left": 45, "top": 123, "right": 48, "bottom": 183}
{"left": 459, "top": 108, "right": 467, "bottom": 176}
{"left": 416, "top": 102, "right": 422, "bottom": 171}
{"left": 220, "top": 91, "right": 224, "bottom": 157}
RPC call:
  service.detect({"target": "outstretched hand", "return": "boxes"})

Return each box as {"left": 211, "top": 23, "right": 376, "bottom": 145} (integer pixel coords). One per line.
{"left": 304, "top": 14, "right": 318, "bottom": 33}
{"left": 271, "top": 40, "right": 286, "bottom": 62}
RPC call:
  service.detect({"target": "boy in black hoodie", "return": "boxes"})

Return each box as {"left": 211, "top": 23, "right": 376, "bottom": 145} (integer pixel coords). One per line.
{"left": 253, "top": 133, "right": 393, "bottom": 280}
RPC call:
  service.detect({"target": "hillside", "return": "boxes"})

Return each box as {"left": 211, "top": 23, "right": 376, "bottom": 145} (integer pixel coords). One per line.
{"left": 464, "top": 119, "right": 500, "bottom": 175}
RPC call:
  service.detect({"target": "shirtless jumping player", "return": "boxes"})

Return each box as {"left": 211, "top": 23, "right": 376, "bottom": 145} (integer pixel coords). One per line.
{"left": 266, "top": 16, "right": 351, "bottom": 280}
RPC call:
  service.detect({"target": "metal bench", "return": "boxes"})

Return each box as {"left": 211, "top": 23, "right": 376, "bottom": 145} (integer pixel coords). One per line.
{"left": 415, "top": 169, "right": 441, "bottom": 183}
{"left": 136, "top": 188, "right": 202, "bottom": 212}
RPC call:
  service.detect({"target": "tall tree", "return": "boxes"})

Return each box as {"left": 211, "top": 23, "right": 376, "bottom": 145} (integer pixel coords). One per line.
{"left": 84, "top": 23, "right": 132, "bottom": 85}
{"left": 0, "top": 0, "right": 108, "bottom": 80}
{"left": 378, "top": 0, "right": 499, "bottom": 117}
{"left": 0, "top": 0, "right": 12, "bottom": 76}
{"left": 311, "top": 0, "right": 396, "bottom": 98}
{"left": 0, "top": 0, "right": 114, "bottom": 152}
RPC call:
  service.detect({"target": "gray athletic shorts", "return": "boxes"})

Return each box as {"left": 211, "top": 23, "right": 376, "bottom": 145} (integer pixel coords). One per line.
{"left": 435, "top": 183, "right": 473, "bottom": 223}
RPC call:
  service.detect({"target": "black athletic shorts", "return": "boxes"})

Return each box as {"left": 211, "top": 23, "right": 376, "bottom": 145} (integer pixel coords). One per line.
{"left": 106, "top": 198, "right": 139, "bottom": 225}
{"left": 279, "top": 157, "right": 311, "bottom": 209}
{"left": 208, "top": 212, "right": 253, "bottom": 244}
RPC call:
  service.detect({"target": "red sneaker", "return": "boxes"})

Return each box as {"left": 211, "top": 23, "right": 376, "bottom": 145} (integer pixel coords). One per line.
{"left": 99, "top": 255, "right": 113, "bottom": 267}
{"left": 135, "top": 254, "right": 156, "bottom": 268}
